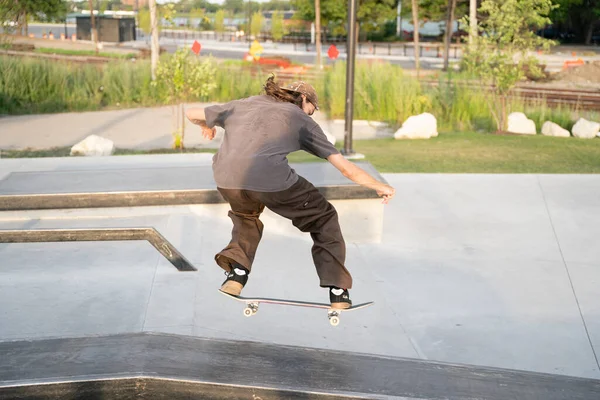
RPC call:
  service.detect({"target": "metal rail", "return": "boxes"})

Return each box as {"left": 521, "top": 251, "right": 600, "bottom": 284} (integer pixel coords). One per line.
{"left": 0, "top": 227, "right": 197, "bottom": 271}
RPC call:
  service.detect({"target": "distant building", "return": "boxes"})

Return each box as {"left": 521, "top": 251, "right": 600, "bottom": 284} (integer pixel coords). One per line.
{"left": 76, "top": 15, "right": 136, "bottom": 42}
{"left": 121, "top": 0, "right": 149, "bottom": 8}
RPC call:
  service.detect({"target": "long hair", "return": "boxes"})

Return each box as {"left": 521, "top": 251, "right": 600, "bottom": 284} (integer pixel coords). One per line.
{"left": 263, "top": 75, "right": 303, "bottom": 109}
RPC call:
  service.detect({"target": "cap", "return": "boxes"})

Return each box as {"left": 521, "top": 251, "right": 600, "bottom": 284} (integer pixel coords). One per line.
{"left": 283, "top": 81, "right": 319, "bottom": 110}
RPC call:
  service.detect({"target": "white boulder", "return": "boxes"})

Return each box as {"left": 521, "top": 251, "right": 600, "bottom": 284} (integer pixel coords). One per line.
{"left": 507, "top": 112, "right": 536, "bottom": 135}
{"left": 394, "top": 113, "right": 438, "bottom": 139}
{"left": 541, "top": 121, "right": 570, "bottom": 138}
{"left": 572, "top": 118, "right": 600, "bottom": 139}
{"left": 70, "top": 135, "right": 114, "bottom": 156}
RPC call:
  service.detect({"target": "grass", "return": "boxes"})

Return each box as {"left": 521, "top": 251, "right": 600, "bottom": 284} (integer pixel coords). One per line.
{"left": 353, "top": 132, "right": 600, "bottom": 173}
{"left": 34, "top": 47, "right": 138, "bottom": 59}
{"left": 3, "top": 132, "right": 599, "bottom": 173}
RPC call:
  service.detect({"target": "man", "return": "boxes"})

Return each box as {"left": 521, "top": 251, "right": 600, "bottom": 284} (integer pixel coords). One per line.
{"left": 186, "top": 76, "right": 395, "bottom": 309}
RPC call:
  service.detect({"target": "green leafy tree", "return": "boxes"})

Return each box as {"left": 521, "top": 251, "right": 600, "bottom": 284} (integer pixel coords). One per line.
{"left": 154, "top": 48, "right": 217, "bottom": 149}
{"left": 551, "top": 0, "right": 600, "bottom": 44}
{"left": 161, "top": 3, "right": 177, "bottom": 27}
{"left": 357, "top": 0, "right": 397, "bottom": 37}
{"left": 224, "top": 0, "right": 245, "bottom": 15}
{"left": 2, "top": 0, "right": 66, "bottom": 36}
{"left": 251, "top": 11, "right": 264, "bottom": 37}
{"left": 189, "top": 7, "right": 212, "bottom": 30}
{"left": 138, "top": 7, "right": 151, "bottom": 34}
{"left": 271, "top": 10, "right": 286, "bottom": 41}
{"left": 293, "top": 0, "right": 395, "bottom": 37}
{"left": 189, "top": 8, "right": 204, "bottom": 29}
{"left": 214, "top": 9, "right": 225, "bottom": 34}
{"left": 461, "top": 0, "right": 557, "bottom": 132}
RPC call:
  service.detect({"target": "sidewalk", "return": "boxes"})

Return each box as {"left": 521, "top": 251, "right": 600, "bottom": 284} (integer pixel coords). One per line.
{"left": 0, "top": 104, "right": 392, "bottom": 151}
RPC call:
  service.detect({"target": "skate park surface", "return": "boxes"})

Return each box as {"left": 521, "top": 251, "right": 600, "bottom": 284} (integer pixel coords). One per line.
{"left": 1, "top": 151, "right": 600, "bottom": 399}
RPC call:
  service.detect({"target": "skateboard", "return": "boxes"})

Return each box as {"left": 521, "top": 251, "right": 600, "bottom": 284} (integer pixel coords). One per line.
{"left": 219, "top": 290, "right": 374, "bottom": 326}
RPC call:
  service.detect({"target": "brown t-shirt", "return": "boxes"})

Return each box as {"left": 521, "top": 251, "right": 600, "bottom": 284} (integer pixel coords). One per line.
{"left": 204, "top": 95, "right": 339, "bottom": 192}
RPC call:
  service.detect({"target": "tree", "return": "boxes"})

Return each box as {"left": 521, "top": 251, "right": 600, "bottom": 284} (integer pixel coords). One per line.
{"left": 293, "top": 0, "right": 396, "bottom": 38}
{"left": 149, "top": 0, "right": 159, "bottom": 81}
{"left": 251, "top": 11, "right": 263, "bottom": 37}
{"left": 443, "top": 0, "right": 457, "bottom": 71}
{"left": 0, "top": 0, "right": 17, "bottom": 47}
{"left": 88, "top": 0, "right": 97, "bottom": 53}
{"left": 315, "top": 0, "right": 322, "bottom": 67}
{"left": 4, "top": 0, "right": 66, "bottom": 36}
{"left": 189, "top": 8, "right": 203, "bottom": 29}
{"left": 356, "top": 0, "right": 397, "bottom": 39}
{"left": 461, "top": 0, "right": 556, "bottom": 132}
{"left": 411, "top": 0, "right": 420, "bottom": 72}
{"left": 469, "top": 0, "right": 477, "bottom": 49}
{"left": 154, "top": 49, "right": 217, "bottom": 150}
{"left": 224, "top": 0, "right": 245, "bottom": 15}
{"left": 271, "top": 10, "right": 286, "bottom": 42}
{"left": 551, "top": 0, "right": 600, "bottom": 45}
{"left": 138, "top": 8, "right": 151, "bottom": 35}
{"left": 214, "top": 9, "right": 226, "bottom": 34}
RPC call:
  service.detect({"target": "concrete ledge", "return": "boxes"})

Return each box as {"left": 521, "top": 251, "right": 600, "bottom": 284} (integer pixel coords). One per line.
{"left": 0, "top": 228, "right": 197, "bottom": 271}
{"left": 0, "top": 163, "right": 382, "bottom": 211}
{"left": 1, "top": 333, "right": 599, "bottom": 400}
{"left": 0, "top": 161, "right": 386, "bottom": 243}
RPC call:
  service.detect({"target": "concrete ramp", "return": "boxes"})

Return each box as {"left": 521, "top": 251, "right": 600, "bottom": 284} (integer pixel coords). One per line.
{"left": 1, "top": 333, "right": 599, "bottom": 400}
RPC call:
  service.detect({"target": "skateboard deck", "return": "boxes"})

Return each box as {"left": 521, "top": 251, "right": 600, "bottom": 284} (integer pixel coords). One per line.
{"left": 219, "top": 290, "right": 374, "bottom": 326}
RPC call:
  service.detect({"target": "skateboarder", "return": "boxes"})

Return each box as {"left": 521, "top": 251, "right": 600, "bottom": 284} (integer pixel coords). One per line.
{"left": 186, "top": 76, "right": 395, "bottom": 309}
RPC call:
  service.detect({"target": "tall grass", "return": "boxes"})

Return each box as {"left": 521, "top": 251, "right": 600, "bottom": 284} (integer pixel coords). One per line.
{"left": 0, "top": 56, "right": 160, "bottom": 114}
{"left": 0, "top": 55, "right": 591, "bottom": 136}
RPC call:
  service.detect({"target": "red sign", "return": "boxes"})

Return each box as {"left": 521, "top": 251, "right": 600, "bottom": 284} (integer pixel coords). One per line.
{"left": 191, "top": 40, "right": 201, "bottom": 55}
{"left": 327, "top": 44, "right": 339, "bottom": 60}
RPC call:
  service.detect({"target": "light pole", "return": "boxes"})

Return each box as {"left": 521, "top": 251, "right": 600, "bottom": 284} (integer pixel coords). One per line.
{"left": 342, "top": 0, "right": 358, "bottom": 157}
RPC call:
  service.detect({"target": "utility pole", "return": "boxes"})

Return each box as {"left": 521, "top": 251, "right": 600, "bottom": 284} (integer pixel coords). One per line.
{"left": 396, "top": 0, "right": 402, "bottom": 37}
{"left": 149, "top": 0, "right": 159, "bottom": 80}
{"left": 315, "top": 0, "right": 322, "bottom": 68}
{"left": 469, "top": 0, "right": 477, "bottom": 50}
{"left": 342, "top": 0, "right": 358, "bottom": 157}
{"left": 247, "top": 0, "right": 252, "bottom": 42}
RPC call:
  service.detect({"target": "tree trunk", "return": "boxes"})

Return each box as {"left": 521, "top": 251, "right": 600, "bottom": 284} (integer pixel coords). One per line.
{"left": 149, "top": 0, "right": 159, "bottom": 81}
{"left": 315, "top": 0, "right": 322, "bottom": 68}
{"left": 88, "top": 0, "right": 98, "bottom": 54}
{"left": 443, "top": 0, "right": 457, "bottom": 71}
{"left": 584, "top": 20, "right": 594, "bottom": 45}
{"left": 500, "top": 95, "right": 507, "bottom": 132}
{"left": 24, "top": 11, "right": 28, "bottom": 36}
{"left": 469, "top": 0, "right": 477, "bottom": 51}
{"left": 411, "top": 0, "right": 420, "bottom": 74}
{"left": 180, "top": 103, "right": 185, "bottom": 150}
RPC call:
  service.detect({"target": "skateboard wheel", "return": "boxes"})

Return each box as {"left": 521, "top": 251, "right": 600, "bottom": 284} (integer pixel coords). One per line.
{"left": 329, "top": 316, "right": 340, "bottom": 326}
{"left": 243, "top": 307, "right": 253, "bottom": 317}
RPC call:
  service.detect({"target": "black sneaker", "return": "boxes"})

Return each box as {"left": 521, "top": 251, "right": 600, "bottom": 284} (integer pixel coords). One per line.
{"left": 329, "top": 287, "right": 352, "bottom": 309}
{"left": 220, "top": 263, "right": 249, "bottom": 296}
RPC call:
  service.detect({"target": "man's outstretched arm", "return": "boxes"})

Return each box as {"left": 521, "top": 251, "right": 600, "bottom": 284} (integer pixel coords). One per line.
{"left": 327, "top": 153, "right": 396, "bottom": 204}
{"left": 185, "top": 107, "right": 216, "bottom": 140}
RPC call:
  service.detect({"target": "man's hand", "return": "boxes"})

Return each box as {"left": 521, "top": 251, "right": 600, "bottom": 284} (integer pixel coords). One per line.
{"left": 201, "top": 126, "right": 217, "bottom": 140}
{"left": 327, "top": 153, "right": 396, "bottom": 204}
{"left": 374, "top": 183, "right": 396, "bottom": 204}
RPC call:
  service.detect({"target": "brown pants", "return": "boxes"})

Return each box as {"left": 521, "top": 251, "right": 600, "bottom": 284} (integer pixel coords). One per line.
{"left": 215, "top": 176, "right": 352, "bottom": 289}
